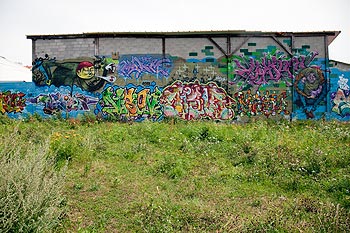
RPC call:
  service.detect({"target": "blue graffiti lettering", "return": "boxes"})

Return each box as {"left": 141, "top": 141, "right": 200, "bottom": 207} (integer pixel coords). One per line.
{"left": 118, "top": 56, "right": 172, "bottom": 80}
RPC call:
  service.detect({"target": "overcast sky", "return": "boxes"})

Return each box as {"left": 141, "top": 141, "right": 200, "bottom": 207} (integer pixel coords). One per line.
{"left": 0, "top": 0, "right": 349, "bottom": 65}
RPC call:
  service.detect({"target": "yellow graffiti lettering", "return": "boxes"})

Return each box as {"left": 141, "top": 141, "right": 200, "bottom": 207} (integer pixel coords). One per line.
{"left": 137, "top": 89, "right": 150, "bottom": 110}
{"left": 124, "top": 88, "right": 137, "bottom": 115}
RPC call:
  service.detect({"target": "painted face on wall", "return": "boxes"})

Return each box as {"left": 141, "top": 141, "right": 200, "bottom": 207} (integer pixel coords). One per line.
{"left": 306, "top": 72, "right": 317, "bottom": 84}
{"left": 75, "top": 61, "right": 105, "bottom": 92}
{"left": 76, "top": 61, "right": 95, "bottom": 79}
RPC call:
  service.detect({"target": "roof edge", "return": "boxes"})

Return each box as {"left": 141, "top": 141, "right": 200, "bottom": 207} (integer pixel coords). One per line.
{"left": 330, "top": 59, "right": 350, "bottom": 66}
{"left": 327, "top": 31, "right": 341, "bottom": 46}
{"left": 27, "top": 30, "right": 340, "bottom": 45}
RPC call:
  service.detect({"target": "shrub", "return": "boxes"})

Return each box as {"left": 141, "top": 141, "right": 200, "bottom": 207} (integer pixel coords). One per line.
{"left": 0, "top": 135, "right": 67, "bottom": 232}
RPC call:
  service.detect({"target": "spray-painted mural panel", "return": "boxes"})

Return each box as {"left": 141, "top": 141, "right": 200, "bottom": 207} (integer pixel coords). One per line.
{"left": 1, "top": 43, "right": 350, "bottom": 122}
{"left": 0, "top": 90, "right": 26, "bottom": 114}
{"left": 160, "top": 81, "right": 235, "bottom": 120}
{"left": 329, "top": 66, "right": 350, "bottom": 121}
{"left": 95, "top": 82, "right": 163, "bottom": 122}
{"left": 231, "top": 50, "right": 318, "bottom": 91}
{"left": 229, "top": 43, "right": 327, "bottom": 120}
{"left": 0, "top": 82, "right": 99, "bottom": 119}
{"left": 118, "top": 55, "right": 172, "bottom": 81}
{"left": 31, "top": 54, "right": 118, "bottom": 92}
{"left": 232, "top": 89, "right": 290, "bottom": 118}
{"left": 293, "top": 66, "right": 327, "bottom": 119}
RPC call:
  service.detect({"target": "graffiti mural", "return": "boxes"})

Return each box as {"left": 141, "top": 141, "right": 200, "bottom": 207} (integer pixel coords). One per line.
{"left": 118, "top": 55, "right": 172, "bottom": 81}
{"left": 95, "top": 82, "right": 163, "bottom": 121}
{"left": 165, "top": 45, "right": 227, "bottom": 90}
{"left": 294, "top": 67, "right": 326, "bottom": 119}
{"left": 231, "top": 51, "right": 318, "bottom": 90}
{"left": 169, "top": 62, "right": 226, "bottom": 88}
{"left": 31, "top": 55, "right": 117, "bottom": 92}
{"left": 0, "top": 91, "right": 26, "bottom": 114}
{"left": 94, "top": 56, "right": 118, "bottom": 83}
{"left": 160, "top": 81, "right": 235, "bottom": 120}
{"left": 27, "top": 92, "right": 98, "bottom": 115}
{"left": 2, "top": 41, "right": 350, "bottom": 122}
{"left": 0, "top": 82, "right": 100, "bottom": 119}
{"left": 331, "top": 74, "right": 350, "bottom": 117}
{"left": 232, "top": 89, "right": 290, "bottom": 118}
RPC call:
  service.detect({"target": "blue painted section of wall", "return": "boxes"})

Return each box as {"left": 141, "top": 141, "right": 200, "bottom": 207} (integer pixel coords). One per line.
{"left": 329, "top": 67, "right": 350, "bottom": 121}
{"left": 0, "top": 82, "right": 99, "bottom": 119}
{"left": 291, "top": 58, "right": 328, "bottom": 120}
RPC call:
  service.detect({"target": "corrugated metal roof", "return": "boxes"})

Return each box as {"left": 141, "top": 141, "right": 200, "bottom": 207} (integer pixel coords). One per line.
{"left": 26, "top": 30, "right": 341, "bottom": 46}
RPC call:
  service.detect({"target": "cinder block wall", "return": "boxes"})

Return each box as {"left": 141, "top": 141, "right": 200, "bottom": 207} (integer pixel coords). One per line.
{"left": 98, "top": 38, "right": 163, "bottom": 55}
{"left": 34, "top": 38, "right": 95, "bottom": 60}
{"left": 33, "top": 35, "right": 326, "bottom": 65}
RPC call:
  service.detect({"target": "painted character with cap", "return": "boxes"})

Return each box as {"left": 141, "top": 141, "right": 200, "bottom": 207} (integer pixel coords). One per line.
{"left": 75, "top": 61, "right": 105, "bottom": 92}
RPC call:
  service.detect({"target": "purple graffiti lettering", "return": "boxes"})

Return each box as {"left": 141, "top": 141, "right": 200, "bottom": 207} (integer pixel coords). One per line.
{"left": 233, "top": 51, "right": 319, "bottom": 89}
{"left": 118, "top": 56, "right": 172, "bottom": 79}
{"left": 28, "top": 93, "right": 98, "bottom": 115}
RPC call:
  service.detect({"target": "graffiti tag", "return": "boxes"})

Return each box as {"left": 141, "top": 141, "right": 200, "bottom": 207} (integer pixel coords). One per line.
{"left": 160, "top": 81, "right": 235, "bottom": 120}
{"left": 118, "top": 56, "right": 172, "bottom": 80}
{"left": 28, "top": 92, "right": 98, "bottom": 115}
{"left": 171, "top": 63, "right": 225, "bottom": 84}
{"left": 233, "top": 89, "right": 289, "bottom": 118}
{"left": 0, "top": 91, "right": 26, "bottom": 114}
{"left": 96, "top": 84, "right": 163, "bottom": 121}
{"left": 232, "top": 51, "right": 318, "bottom": 89}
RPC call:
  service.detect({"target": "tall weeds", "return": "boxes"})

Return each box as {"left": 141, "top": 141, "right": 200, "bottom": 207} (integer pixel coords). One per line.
{"left": 0, "top": 124, "right": 67, "bottom": 232}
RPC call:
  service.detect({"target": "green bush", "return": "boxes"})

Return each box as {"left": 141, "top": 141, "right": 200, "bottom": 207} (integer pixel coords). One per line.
{"left": 0, "top": 134, "right": 66, "bottom": 232}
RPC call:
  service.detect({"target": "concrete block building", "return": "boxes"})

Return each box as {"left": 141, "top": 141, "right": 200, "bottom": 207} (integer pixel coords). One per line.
{"left": 1, "top": 30, "right": 350, "bottom": 122}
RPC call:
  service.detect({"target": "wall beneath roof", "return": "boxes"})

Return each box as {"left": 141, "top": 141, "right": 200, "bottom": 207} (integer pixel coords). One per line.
{"left": 98, "top": 38, "right": 163, "bottom": 55}
{"left": 33, "top": 38, "right": 95, "bottom": 60}
{"left": 2, "top": 34, "right": 350, "bottom": 122}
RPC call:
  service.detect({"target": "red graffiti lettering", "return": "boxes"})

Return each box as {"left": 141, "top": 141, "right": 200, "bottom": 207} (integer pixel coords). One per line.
{"left": 233, "top": 89, "right": 290, "bottom": 117}
{"left": 0, "top": 91, "right": 26, "bottom": 114}
{"left": 160, "top": 81, "right": 235, "bottom": 120}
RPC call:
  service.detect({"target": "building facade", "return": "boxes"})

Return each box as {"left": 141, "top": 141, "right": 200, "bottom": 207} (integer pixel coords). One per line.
{"left": 1, "top": 31, "right": 350, "bottom": 122}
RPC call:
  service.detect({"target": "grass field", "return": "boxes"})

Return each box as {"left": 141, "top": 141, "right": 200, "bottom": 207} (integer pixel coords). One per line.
{"left": 1, "top": 115, "right": 350, "bottom": 232}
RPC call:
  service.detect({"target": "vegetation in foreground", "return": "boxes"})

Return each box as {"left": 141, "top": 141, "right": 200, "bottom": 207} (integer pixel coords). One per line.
{"left": 1, "top": 115, "right": 350, "bottom": 232}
